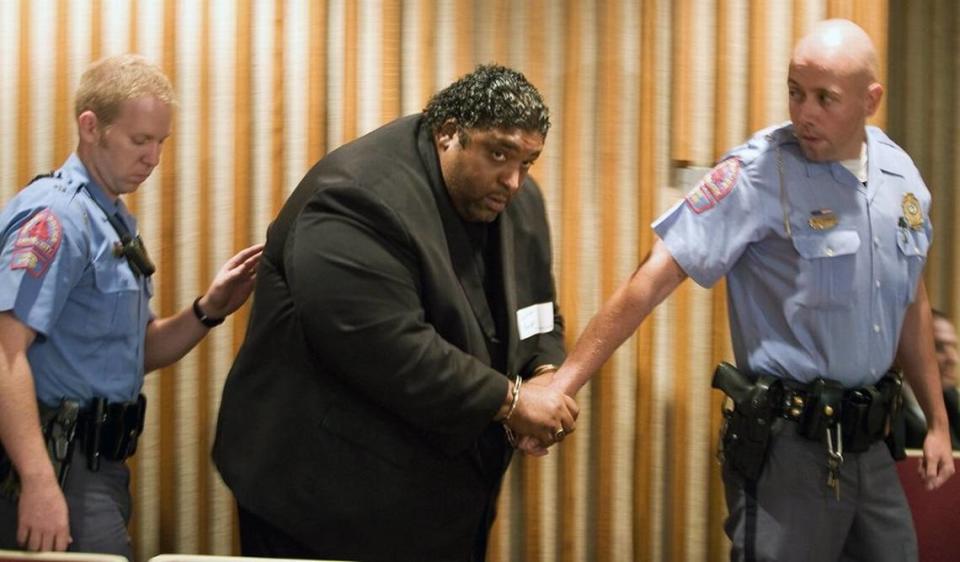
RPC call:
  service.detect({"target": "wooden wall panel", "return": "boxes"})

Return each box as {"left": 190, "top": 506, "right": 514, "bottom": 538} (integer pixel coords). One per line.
{"left": 888, "top": 0, "right": 960, "bottom": 324}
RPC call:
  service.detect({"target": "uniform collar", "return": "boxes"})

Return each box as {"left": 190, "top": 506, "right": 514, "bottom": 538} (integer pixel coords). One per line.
{"left": 61, "top": 153, "right": 136, "bottom": 230}
{"left": 866, "top": 126, "right": 908, "bottom": 178}
{"left": 782, "top": 126, "right": 869, "bottom": 189}
{"left": 862, "top": 127, "right": 884, "bottom": 204}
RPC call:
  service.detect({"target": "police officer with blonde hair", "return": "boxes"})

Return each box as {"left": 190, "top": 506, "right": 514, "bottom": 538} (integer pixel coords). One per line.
{"left": 0, "top": 54, "right": 262, "bottom": 559}
{"left": 527, "top": 19, "right": 954, "bottom": 561}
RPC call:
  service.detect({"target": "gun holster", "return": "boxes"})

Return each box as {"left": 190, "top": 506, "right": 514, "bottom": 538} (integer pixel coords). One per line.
{"left": 712, "top": 362, "right": 783, "bottom": 481}
{"left": 0, "top": 446, "right": 14, "bottom": 500}
{"left": 0, "top": 399, "right": 81, "bottom": 501}
{"left": 877, "top": 373, "right": 906, "bottom": 460}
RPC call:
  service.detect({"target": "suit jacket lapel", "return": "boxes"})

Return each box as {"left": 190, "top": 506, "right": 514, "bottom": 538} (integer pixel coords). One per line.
{"left": 439, "top": 213, "right": 498, "bottom": 340}
{"left": 418, "top": 127, "right": 498, "bottom": 341}
{"left": 498, "top": 211, "right": 519, "bottom": 376}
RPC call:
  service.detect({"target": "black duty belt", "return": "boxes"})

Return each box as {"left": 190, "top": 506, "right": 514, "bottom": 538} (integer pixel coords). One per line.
{"left": 712, "top": 363, "right": 907, "bottom": 484}
{"left": 1, "top": 394, "right": 146, "bottom": 500}
{"left": 777, "top": 373, "right": 902, "bottom": 453}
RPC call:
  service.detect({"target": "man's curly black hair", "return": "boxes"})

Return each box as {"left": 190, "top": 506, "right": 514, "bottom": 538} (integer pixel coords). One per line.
{"left": 422, "top": 64, "right": 550, "bottom": 145}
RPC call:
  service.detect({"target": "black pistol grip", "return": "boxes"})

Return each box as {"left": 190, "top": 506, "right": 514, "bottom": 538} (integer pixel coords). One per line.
{"left": 712, "top": 362, "right": 753, "bottom": 405}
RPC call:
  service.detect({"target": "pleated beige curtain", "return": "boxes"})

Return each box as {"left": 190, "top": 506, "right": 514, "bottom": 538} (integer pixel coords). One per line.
{"left": 887, "top": 0, "right": 960, "bottom": 321}
{"left": 0, "top": 1, "right": 954, "bottom": 561}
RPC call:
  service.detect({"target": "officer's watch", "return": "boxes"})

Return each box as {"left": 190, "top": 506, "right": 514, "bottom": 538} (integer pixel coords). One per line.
{"left": 192, "top": 296, "right": 225, "bottom": 328}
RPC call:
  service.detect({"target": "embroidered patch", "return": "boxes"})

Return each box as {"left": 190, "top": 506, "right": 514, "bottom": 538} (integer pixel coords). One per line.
{"left": 685, "top": 158, "right": 741, "bottom": 214}
{"left": 11, "top": 209, "right": 62, "bottom": 278}
{"left": 701, "top": 158, "right": 741, "bottom": 201}
{"left": 685, "top": 186, "right": 715, "bottom": 214}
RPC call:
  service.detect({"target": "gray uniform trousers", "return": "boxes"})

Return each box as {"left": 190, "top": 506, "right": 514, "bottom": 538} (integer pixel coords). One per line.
{"left": 723, "top": 420, "right": 917, "bottom": 562}
{"left": 0, "top": 446, "right": 133, "bottom": 561}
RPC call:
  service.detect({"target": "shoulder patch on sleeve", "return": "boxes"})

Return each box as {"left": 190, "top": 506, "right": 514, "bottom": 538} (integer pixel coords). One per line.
{"left": 685, "top": 158, "right": 742, "bottom": 214}
{"left": 11, "top": 208, "right": 63, "bottom": 277}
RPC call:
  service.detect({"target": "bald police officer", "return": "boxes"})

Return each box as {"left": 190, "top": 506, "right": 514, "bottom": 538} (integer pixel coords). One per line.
{"left": 0, "top": 54, "right": 262, "bottom": 559}
{"left": 529, "top": 19, "right": 954, "bottom": 562}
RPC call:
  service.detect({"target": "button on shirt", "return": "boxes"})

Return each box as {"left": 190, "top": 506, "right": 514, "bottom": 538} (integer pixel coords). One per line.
{"left": 0, "top": 154, "right": 153, "bottom": 406}
{"left": 654, "top": 124, "right": 932, "bottom": 388}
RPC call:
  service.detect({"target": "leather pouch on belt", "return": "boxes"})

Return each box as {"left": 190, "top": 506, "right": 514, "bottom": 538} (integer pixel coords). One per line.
{"left": 100, "top": 394, "right": 147, "bottom": 462}
{"left": 841, "top": 387, "right": 881, "bottom": 453}
{"left": 798, "top": 378, "right": 844, "bottom": 440}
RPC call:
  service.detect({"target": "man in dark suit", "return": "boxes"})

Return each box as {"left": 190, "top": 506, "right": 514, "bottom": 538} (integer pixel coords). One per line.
{"left": 213, "top": 65, "right": 578, "bottom": 562}
{"left": 903, "top": 309, "right": 960, "bottom": 449}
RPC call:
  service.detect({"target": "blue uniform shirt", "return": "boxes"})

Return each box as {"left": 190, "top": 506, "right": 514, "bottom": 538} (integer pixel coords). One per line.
{"left": 0, "top": 154, "right": 153, "bottom": 406}
{"left": 654, "top": 124, "right": 932, "bottom": 388}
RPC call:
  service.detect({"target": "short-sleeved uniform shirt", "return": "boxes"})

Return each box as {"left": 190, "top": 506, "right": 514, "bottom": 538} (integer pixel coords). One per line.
{"left": 0, "top": 154, "right": 153, "bottom": 406}
{"left": 654, "top": 124, "right": 931, "bottom": 388}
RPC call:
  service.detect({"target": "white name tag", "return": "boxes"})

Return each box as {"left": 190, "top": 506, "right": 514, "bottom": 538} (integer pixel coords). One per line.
{"left": 516, "top": 302, "right": 554, "bottom": 341}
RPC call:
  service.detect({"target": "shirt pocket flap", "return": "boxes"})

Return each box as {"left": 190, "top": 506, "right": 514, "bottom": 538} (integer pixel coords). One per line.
{"left": 792, "top": 230, "right": 861, "bottom": 259}
{"left": 93, "top": 259, "right": 140, "bottom": 294}
{"left": 896, "top": 229, "right": 930, "bottom": 257}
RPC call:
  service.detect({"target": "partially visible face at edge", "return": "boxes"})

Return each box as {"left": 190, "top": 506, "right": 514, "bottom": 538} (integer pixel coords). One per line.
{"left": 934, "top": 316, "right": 959, "bottom": 388}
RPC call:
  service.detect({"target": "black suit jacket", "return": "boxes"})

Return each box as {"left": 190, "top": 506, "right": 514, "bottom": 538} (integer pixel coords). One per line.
{"left": 213, "top": 115, "right": 564, "bottom": 561}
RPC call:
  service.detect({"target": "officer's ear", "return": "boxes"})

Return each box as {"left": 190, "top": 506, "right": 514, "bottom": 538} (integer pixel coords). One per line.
{"left": 864, "top": 82, "right": 883, "bottom": 118}
{"left": 77, "top": 110, "right": 102, "bottom": 144}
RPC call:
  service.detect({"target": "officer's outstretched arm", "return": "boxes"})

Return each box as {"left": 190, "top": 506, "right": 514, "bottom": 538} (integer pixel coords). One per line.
{"left": 552, "top": 238, "right": 687, "bottom": 397}
{"left": 897, "top": 280, "right": 955, "bottom": 490}
{"left": 0, "top": 312, "right": 71, "bottom": 551}
{"left": 144, "top": 243, "right": 263, "bottom": 372}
